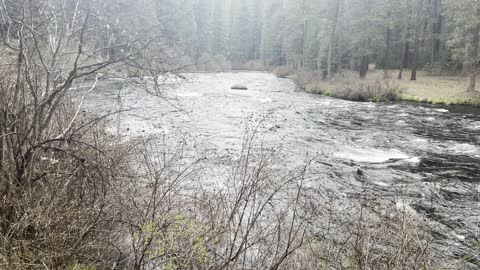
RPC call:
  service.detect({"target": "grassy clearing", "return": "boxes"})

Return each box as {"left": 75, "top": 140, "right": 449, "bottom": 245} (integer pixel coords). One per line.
{"left": 392, "top": 70, "right": 480, "bottom": 106}
{"left": 274, "top": 66, "right": 480, "bottom": 106}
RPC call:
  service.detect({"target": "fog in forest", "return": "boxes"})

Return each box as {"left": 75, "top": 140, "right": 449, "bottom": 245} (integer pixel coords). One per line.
{"left": 1, "top": 0, "right": 480, "bottom": 269}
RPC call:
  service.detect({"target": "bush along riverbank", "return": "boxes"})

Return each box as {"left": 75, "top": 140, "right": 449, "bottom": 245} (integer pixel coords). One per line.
{"left": 274, "top": 67, "right": 480, "bottom": 106}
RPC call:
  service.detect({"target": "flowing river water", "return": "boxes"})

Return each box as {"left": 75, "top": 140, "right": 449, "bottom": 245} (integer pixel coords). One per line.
{"left": 88, "top": 72, "right": 480, "bottom": 267}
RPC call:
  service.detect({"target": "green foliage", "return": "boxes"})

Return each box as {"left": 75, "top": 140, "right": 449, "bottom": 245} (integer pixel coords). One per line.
{"left": 399, "top": 95, "right": 480, "bottom": 106}
{"left": 132, "top": 214, "right": 210, "bottom": 269}
{"left": 443, "top": 0, "right": 480, "bottom": 62}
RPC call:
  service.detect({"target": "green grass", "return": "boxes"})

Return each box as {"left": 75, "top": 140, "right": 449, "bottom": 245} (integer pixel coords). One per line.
{"left": 399, "top": 94, "right": 480, "bottom": 107}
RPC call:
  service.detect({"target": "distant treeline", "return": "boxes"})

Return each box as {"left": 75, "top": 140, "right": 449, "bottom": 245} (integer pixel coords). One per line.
{"left": 0, "top": 0, "right": 478, "bottom": 79}
{"left": 118, "top": 0, "right": 479, "bottom": 87}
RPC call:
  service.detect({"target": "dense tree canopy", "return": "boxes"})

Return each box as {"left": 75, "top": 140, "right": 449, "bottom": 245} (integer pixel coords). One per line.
{"left": 3, "top": 0, "right": 472, "bottom": 79}
{"left": 137, "top": 0, "right": 478, "bottom": 87}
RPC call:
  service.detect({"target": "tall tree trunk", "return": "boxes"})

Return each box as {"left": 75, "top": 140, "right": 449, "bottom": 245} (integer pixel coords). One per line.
{"left": 399, "top": 12, "right": 412, "bottom": 80}
{"left": 410, "top": 0, "right": 424, "bottom": 81}
{"left": 463, "top": 60, "right": 471, "bottom": 77}
{"left": 402, "top": 40, "right": 410, "bottom": 69}
{"left": 350, "top": 51, "right": 356, "bottom": 70}
{"left": 359, "top": 0, "right": 371, "bottom": 79}
{"left": 360, "top": 55, "right": 369, "bottom": 79}
{"left": 302, "top": 0, "right": 308, "bottom": 68}
{"left": 336, "top": 43, "right": 343, "bottom": 72}
{"left": 383, "top": 28, "right": 392, "bottom": 78}
{"left": 399, "top": 36, "right": 409, "bottom": 79}
{"left": 383, "top": 1, "right": 393, "bottom": 79}
{"left": 327, "top": 0, "right": 341, "bottom": 80}
{"left": 430, "top": 0, "right": 442, "bottom": 64}
{"left": 467, "top": 25, "right": 480, "bottom": 92}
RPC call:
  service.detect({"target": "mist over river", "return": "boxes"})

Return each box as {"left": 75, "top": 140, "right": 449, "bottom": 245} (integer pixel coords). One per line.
{"left": 88, "top": 72, "right": 480, "bottom": 267}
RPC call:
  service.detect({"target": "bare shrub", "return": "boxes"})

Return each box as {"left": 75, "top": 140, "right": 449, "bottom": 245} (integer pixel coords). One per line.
{"left": 0, "top": 110, "right": 132, "bottom": 268}
{"left": 119, "top": 126, "right": 310, "bottom": 270}
{"left": 338, "top": 79, "right": 404, "bottom": 102}
{"left": 293, "top": 70, "right": 403, "bottom": 102}
{"left": 0, "top": 0, "right": 182, "bottom": 268}
{"left": 296, "top": 70, "right": 324, "bottom": 89}
{"left": 273, "top": 66, "right": 293, "bottom": 78}
{"left": 112, "top": 127, "right": 441, "bottom": 270}
{"left": 294, "top": 195, "right": 435, "bottom": 270}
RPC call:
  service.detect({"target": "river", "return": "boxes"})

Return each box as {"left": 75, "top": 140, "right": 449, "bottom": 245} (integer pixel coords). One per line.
{"left": 88, "top": 71, "right": 480, "bottom": 267}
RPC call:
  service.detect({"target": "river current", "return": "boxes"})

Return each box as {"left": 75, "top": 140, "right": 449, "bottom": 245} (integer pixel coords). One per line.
{"left": 87, "top": 72, "right": 480, "bottom": 267}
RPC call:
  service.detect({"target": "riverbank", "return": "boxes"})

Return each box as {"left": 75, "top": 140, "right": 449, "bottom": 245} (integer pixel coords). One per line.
{"left": 277, "top": 68, "right": 480, "bottom": 106}
{"left": 395, "top": 70, "right": 480, "bottom": 106}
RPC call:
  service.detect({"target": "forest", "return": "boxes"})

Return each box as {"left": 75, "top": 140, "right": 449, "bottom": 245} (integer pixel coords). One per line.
{"left": 1, "top": 0, "right": 480, "bottom": 269}
{"left": 136, "top": 0, "right": 480, "bottom": 92}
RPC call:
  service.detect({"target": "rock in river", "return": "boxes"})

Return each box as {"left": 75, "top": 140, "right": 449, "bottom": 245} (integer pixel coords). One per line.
{"left": 231, "top": 84, "right": 248, "bottom": 90}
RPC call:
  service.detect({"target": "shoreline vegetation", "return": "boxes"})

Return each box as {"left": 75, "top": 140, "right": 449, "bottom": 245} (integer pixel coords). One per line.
{"left": 272, "top": 66, "right": 480, "bottom": 107}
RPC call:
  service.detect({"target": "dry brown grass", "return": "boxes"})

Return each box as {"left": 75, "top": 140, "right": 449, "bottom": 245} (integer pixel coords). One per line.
{"left": 281, "top": 67, "right": 480, "bottom": 105}
{"left": 294, "top": 70, "right": 403, "bottom": 102}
